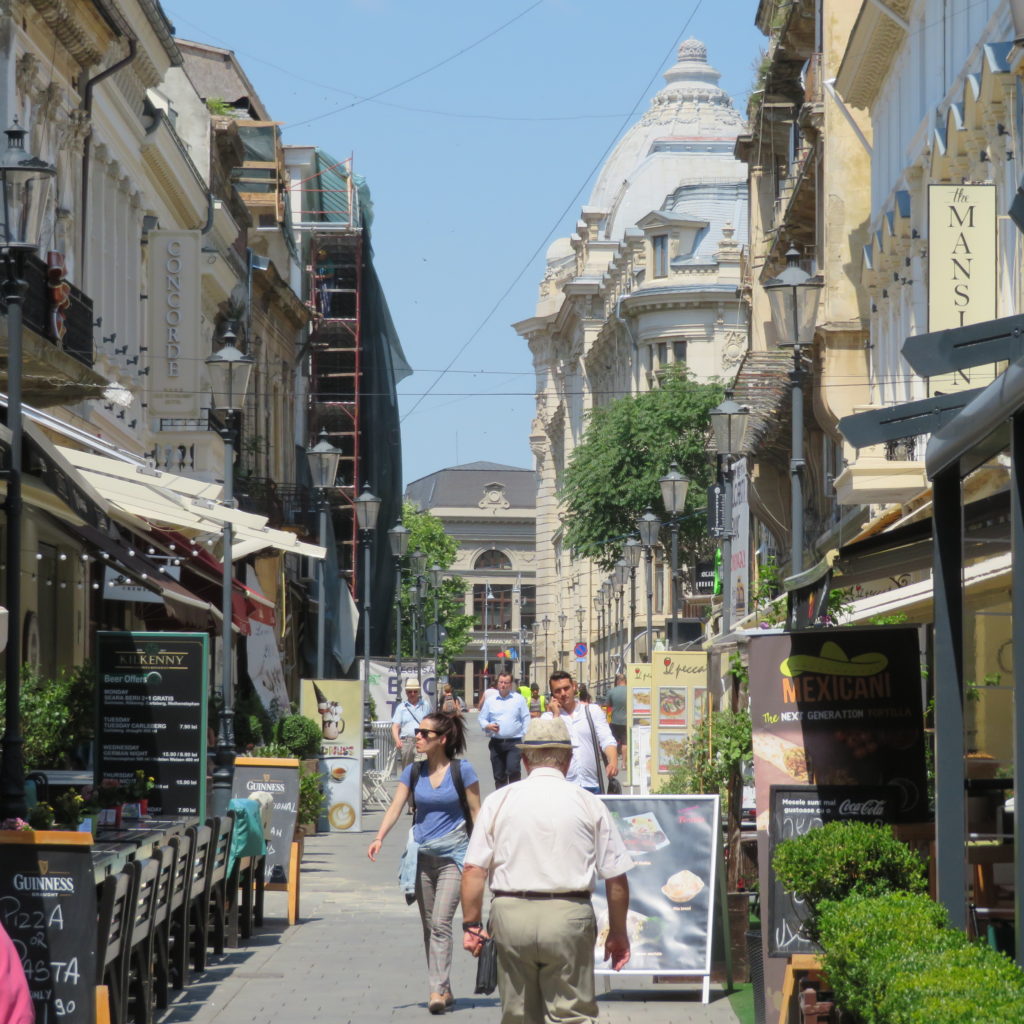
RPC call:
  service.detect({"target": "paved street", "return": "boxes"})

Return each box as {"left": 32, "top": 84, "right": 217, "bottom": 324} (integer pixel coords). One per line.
{"left": 165, "top": 718, "right": 739, "bottom": 1023}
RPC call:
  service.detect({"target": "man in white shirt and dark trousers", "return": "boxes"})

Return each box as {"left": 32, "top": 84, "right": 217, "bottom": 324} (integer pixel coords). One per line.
{"left": 478, "top": 671, "right": 531, "bottom": 787}
{"left": 543, "top": 670, "right": 619, "bottom": 793}
{"left": 460, "top": 717, "right": 633, "bottom": 1023}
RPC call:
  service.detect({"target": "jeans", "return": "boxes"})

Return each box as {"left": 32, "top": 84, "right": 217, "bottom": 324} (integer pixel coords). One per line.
{"left": 488, "top": 737, "right": 522, "bottom": 788}
{"left": 415, "top": 851, "right": 462, "bottom": 996}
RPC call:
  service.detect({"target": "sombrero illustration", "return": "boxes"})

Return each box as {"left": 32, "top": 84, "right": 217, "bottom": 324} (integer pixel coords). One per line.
{"left": 780, "top": 640, "right": 888, "bottom": 678}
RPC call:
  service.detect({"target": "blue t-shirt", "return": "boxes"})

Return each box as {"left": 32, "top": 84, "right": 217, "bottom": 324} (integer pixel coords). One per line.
{"left": 400, "top": 759, "right": 478, "bottom": 843}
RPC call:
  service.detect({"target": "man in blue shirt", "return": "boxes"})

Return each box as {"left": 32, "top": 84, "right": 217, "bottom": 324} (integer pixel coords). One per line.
{"left": 479, "top": 671, "right": 531, "bottom": 787}
{"left": 391, "top": 679, "right": 429, "bottom": 773}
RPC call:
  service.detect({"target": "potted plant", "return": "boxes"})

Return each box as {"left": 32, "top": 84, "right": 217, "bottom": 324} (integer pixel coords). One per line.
{"left": 52, "top": 789, "right": 92, "bottom": 833}
{"left": 27, "top": 801, "right": 54, "bottom": 831}
{"left": 122, "top": 770, "right": 155, "bottom": 819}
{"left": 95, "top": 779, "right": 127, "bottom": 827}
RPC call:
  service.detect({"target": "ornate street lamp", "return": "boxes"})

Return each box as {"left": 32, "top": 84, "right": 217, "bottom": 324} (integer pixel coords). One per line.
{"left": 764, "top": 246, "right": 822, "bottom": 576}
{"left": 637, "top": 510, "right": 661, "bottom": 661}
{"left": 0, "top": 119, "right": 56, "bottom": 819}
{"left": 558, "top": 611, "right": 567, "bottom": 672}
{"left": 387, "top": 522, "right": 410, "bottom": 690}
{"left": 355, "top": 483, "right": 382, "bottom": 744}
{"left": 408, "top": 548, "right": 426, "bottom": 680}
{"left": 575, "top": 606, "right": 586, "bottom": 690}
{"left": 540, "top": 614, "right": 551, "bottom": 685}
{"left": 206, "top": 324, "right": 255, "bottom": 818}
{"left": 306, "top": 429, "right": 343, "bottom": 678}
{"left": 659, "top": 463, "right": 690, "bottom": 648}
{"left": 623, "top": 539, "right": 641, "bottom": 663}
{"left": 429, "top": 564, "right": 444, "bottom": 674}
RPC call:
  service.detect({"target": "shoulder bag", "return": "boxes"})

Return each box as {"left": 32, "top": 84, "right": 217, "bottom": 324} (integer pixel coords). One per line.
{"left": 584, "top": 704, "right": 621, "bottom": 795}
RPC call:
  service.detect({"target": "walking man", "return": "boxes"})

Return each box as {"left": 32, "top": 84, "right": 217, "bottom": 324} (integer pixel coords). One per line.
{"left": 544, "top": 670, "right": 618, "bottom": 793}
{"left": 460, "top": 717, "right": 633, "bottom": 1023}
{"left": 479, "top": 671, "right": 531, "bottom": 787}
{"left": 391, "top": 679, "right": 428, "bottom": 772}
{"left": 606, "top": 673, "right": 628, "bottom": 762}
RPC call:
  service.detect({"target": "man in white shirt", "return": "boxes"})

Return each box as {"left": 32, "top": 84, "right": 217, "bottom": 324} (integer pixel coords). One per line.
{"left": 460, "top": 717, "right": 632, "bottom": 1023}
{"left": 390, "top": 680, "right": 428, "bottom": 772}
{"left": 542, "top": 671, "right": 619, "bottom": 793}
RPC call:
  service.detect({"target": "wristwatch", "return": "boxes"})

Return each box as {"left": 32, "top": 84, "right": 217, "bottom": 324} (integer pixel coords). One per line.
{"left": 462, "top": 920, "right": 482, "bottom": 932}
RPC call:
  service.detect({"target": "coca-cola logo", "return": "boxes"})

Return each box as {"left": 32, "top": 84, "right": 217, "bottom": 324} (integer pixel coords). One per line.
{"left": 839, "top": 799, "right": 886, "bottom": 816}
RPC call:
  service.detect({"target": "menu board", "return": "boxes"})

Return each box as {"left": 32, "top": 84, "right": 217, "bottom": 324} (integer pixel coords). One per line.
{"left": 0, "top": 831, "right": 96, "bottom": 1024}
{"left": 767, "top": 785, "right": 902, "bottom": 957}
{"left": 232, "top": 757, "right": 300, "bottom": 884}
{"left": 649, "top": 652, "right": 708, "bottom": 791}
{"left": 593, "top": 794, "right": 720, "bottom": 979}
{"left": 626, "top": 662, "right": 653, "bottom": 788}
{"left": 96, "top": 631, "right": 209, "bottom": 820}
{"left": 300, "top": 678, "right": 365, "bottom": 832}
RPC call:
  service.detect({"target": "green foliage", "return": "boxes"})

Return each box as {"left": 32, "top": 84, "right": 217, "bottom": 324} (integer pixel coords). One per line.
{"left": 818, "top": 892, "right": 1024, "bottom": 1024}
{"left": 869, "top": 611, "right": 909, "bottom": 626}
{"left": 753, "top": 557, "right": 784, "bottom": 625}
{"left": 297, "top": 764, "right": 324, "bottom": 826}
{"left": 558, "top": 367, "right": 724, "bottom": 569}
{"left": 235, "top": 690, "right": 278, "bottom": 751}
{"left": 206, "top": 97, "right": 238, "bottom": 117}
{"left": 248, "top": 741, "right": 294, "bottom": 759}
{"left": 274, "top": 713, "right": 321, "bottom": 759}
{"left": 0, "top": 662, "right": 95, "bottom": 768}
{"left": 400, "top": 500, "right": 475, "bottom": 673}
{"left": 28, "top": 801, "right": 54, "bottom": 830}
{"left": 727, "top": 653, "right": 749, "bottom": 692}
{"left": 662, "top": 708, "right": 751, "bottom": 809}
{"left": 772, "top": 821, "right": 926, "bottom": 937}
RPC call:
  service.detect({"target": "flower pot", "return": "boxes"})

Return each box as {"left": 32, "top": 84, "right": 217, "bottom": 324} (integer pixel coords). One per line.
{"left": 139, "top": 798, "right": 148, "bottom": 817}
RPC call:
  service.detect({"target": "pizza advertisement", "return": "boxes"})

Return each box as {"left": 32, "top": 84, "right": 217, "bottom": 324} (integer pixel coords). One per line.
{"left": 593, "top": 794, "right": 721, "bottom": 977}
{"left": 657, "top": 686, "right": 688, "bottom": 728}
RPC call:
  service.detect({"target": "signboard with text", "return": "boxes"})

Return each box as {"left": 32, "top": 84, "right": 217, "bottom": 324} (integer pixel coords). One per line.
{"left": 649, "top": 652, "right": 708, "bottom": 790}
{"left": 626, "top": 662, "right": 653, "bottom": 789}
{"left": 231, "top": 756, "right": 300, "bottom": 884}
{"left": 365, "top": 658, "right": 437, "bottom": 722}
{"left": 96, "top": 631, "right": 208, "bottom": 820}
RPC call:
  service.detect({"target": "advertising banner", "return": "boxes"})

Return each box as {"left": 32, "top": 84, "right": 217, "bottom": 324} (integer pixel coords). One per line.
{"left": 96, "top": 631, "right": 208, "bottom": 820}
{"left": 365, "top": 659, "right": 437, "bottom": 722}
{"left": 300, "top": 678, "right": 365, "bottom": 832}
{"left": 626, "top": 662, "right": 653, "bottom": 789}
{"left": 231, "top": 756, "right": 300, "bottom": 883}
{"left": 593, "top": 794, "right": 723, "bottom": 999}
{"left": 649, "top": 652, "right": 707, "bottom": 791}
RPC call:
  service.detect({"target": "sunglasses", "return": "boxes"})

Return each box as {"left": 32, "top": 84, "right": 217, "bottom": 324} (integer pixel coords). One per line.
{"left": 414, "top": 728, "right": 439, "bottom": 739}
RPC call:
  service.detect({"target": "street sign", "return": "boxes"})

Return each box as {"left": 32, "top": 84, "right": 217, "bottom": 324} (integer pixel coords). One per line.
{"left": 837, "top": 388, "right": 985, "bottom": 448}
{"left": 901, "top": 313, "right": 1024, "bottom": 377}
{"left": 574, "top": 642, "right": 588, "bottom": 658}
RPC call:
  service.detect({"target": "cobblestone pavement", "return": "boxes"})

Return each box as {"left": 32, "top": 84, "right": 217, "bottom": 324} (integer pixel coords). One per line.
{"left": 164, "top": 719, "right": 739, "bottom": 1024}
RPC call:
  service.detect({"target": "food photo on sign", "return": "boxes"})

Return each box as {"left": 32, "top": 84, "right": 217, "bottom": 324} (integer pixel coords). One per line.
{"left": 657, "top": 686, "right": 688, "bottom": 727}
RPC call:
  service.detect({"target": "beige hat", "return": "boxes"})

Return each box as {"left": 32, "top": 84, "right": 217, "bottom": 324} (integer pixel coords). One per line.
{"left": 404, "top": 680, "right": 421, "bottom": 691}
{"left": 517, "top": 717, "right": 573, "bottom": 750}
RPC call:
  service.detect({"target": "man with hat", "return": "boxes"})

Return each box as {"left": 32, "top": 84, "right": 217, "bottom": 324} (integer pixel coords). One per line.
{"left": 391, "top": 678, "right": 429, "bottom": 773}
{"left": 460, "top": 718, "right": 633, "bottom": 1023}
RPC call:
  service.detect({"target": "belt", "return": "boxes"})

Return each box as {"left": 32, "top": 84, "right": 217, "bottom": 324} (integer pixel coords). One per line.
{"left": 489, "top": 735, "right": 521, "bottom": 743}
{"left": 492, "top": 890, "right": 590, "bottom": 900}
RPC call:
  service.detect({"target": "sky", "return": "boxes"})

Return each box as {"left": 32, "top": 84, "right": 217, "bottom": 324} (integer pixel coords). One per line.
{"left": 163, "top": 1, "right": 766, "bottom": 488}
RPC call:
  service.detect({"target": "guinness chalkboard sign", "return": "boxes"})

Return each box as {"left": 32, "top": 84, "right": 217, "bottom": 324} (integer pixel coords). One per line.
{"left": 0, "top": 832, "right": 97, "bottom": 1024}
{"left": 96, "top": 631, "right": 209, "bottom": 820}
{"left": 768, "top": 784, "right": 901, "bottom": 957}
{"left": 232, "top": 757, "right": 300, "bottom": 884}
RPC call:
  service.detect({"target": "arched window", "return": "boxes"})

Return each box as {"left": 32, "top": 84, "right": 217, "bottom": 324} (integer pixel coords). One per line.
{"left": 474, "top": 549, "right": 511, "bottom": 571}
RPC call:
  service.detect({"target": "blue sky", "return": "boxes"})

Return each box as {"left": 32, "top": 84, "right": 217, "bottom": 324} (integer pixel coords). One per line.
{"left": 164, "top": 1, "right": 766, "bottom": 486}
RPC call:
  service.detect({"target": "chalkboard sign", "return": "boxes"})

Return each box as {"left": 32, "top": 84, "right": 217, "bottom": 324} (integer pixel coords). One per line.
{"left": 767, "top": 784, "right": 901, "bottom": 957}
{"left": 232, "top": 757, "right": 300, "bottom": 885}
{"left": 0, "top": 832, "right": 97, "bottom": 1024}
{"left": 96, "top": 631, "right": 209, "bottom": 820}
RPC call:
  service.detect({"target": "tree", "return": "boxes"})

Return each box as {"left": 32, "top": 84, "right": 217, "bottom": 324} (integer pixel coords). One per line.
{"left": 398, "top": 500, "right": 475, "bottom": 674}
{"left": 559, "top": 368, "right": 724, "bottom": 569}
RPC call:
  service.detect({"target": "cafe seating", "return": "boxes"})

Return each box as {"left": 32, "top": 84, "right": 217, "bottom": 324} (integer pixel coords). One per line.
{"left": 184, "top": 823, "right": 213, "bottom": 972}
{"left": 96, "top": 868, "right": 135, "bottom": 1024}
{"left": 163, "top": 831, "right": 194, "bottom": 991}
{"left": 149, "top": 843, "right": 177, "bottom": 1011}
{"left": 226, "top": 798, "right": 268, "bottom": 945}
{"left": 125, "top": 856, "right": 160, "bottom": 1024}
{"left": 205, "top": 815, "right": 235, "bottom": 957}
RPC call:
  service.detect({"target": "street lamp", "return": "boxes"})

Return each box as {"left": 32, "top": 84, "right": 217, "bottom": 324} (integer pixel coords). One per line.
{"left": 409, "top": 549, "right": 427, "bottom": 679}
{"left": 709, "top": 393, "right": 750, "bottom": 637}
{"left": 558, "top": 612, "right": 567, "bottom": 672}
{"left": 659, "top": 463, "right": 690, "bottom": 649}
{"left": 575, "top": 606, "right": 586, "bottom": 690}
{"left": 387, "top": 522, "right": 409, "bottom": 690}
{"left": 540, "top": 614, "right": 550, "bottom": 685}
{"left": 0, "top": 119, "right": 56, "bottom": 819}
{"left": 355, "top": 483, "right": 382, "bottom": 745}
{"left": 594, "top": 588, "right": 605, "bottom": 690}
{"left": 429, "top": 564, "right": 444, "bottom": 675}
{"left": 306, "top": 429, "right": 343, "bottom": 679}
{"left": 206, "top": 324, "right": 255, "bottom": 819}
{"left": 764, "top": 246, "right": 822, "bottom": 576}
{"left": 624, "top": 538, "right": 641, "bottom": 663}
{"left": 637, "top": 509, "right": 661, "bottom": 662}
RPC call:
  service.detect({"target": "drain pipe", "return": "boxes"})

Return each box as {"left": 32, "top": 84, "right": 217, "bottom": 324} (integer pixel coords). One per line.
{"left": 80, "top": 34, "right": 138, "bottom": 284}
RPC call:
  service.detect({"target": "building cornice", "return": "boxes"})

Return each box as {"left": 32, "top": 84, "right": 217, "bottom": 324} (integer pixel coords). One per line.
{"left": 835, "top": 0, "right": 911, "bottom": 110}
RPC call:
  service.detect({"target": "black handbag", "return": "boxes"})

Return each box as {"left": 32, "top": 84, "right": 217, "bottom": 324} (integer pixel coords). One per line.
{"left": 474, "top": 936, "right": 498, "bottom": 995}
{"left": 584, "top": 704, "right": 620, "bottom": 795}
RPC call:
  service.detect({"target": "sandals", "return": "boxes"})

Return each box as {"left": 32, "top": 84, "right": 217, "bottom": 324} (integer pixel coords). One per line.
{"left": 427, "top": 994, "right": 446, "bottom": 1015}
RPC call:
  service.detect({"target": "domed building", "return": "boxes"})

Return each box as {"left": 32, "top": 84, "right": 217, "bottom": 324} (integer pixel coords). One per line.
{"left": 514, "top": 39, "right": 748, "bottom": 679}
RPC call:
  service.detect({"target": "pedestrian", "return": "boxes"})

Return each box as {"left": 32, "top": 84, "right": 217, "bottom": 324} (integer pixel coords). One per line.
{"left": 368, "top": 710, "right": 481, "bottom": 1015}
{"left": 479, "top": 671, "right": 531, "bottom": 787}
{"left": 440, "top": 682, "right": 465, "bottom": 715}
{"left": 527, "top": 683, "right": 545, "bottom": 718}
{"left": 606, "top": 673, "right": 628, "bottom": 761}
{"left": 460, "top": 717, "right": 633, "bottom": 1024}
{"left": 578, "top": 684, "right": 591, "bottom": 703}
{"left": 392, "top": 680, "right": 429, "bottom": 773}
{"left": 476, "top": 674, "right": 497, "bottom": 711}
{"left": 543, "top": 670, "right": 619, "bottom": 793}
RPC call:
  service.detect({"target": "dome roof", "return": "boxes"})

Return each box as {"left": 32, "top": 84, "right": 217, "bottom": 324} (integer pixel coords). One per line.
{"left": 588, "top": 39, "right": 746, "bottom": 240}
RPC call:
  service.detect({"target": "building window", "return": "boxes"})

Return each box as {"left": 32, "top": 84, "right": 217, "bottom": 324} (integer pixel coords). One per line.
{"left": 653, "top": 234, "right": 668, "bottom": 278}
{"left": 473, "top": 583, "right": 513, "bottom": 630}
{"left": 519, "top": 585, "right": 536, "bottom": 630}
{"left": 673, "top": 340, "right": 687, "bottom": 363}
{"left": 474, "top": 549, "right": 512, "bottom": 571}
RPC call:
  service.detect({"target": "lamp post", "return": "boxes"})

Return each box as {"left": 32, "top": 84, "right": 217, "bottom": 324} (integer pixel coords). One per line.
{"left": 540, "top": 614, "right": 550, "bottom": 685}
{"left": 764, "top": 246, "right": 823, "bottom": 577}
{"left": 0, "top": 120, "right": 56, "bottom": 819}
{"left": 355, "top": 483, "right": 382, "bottom": 746}
{"left": 387, "top": 522, "right": 410, "bottom": 689}
{"left": 306, "top": 430, "right": 343, "bottom": 678}
{"left": 659, "top": 463, "right": 690, "bottom": 649}
{"left": 624, "top": 537, "right": 641, "bottom": 662}
{"left": 558, "top": 612, "right": 567, "bottom": 672}
{"left": 637, "top": 509, "right": 661, "bottom": 662}
{"left": 206, "top": 325, "right": 255, "bottom": 819}
{"left": 594, "top": 589, "right": 605, "bottom": 689}
{"left": 429, "top": 564, "right": 444, "bottom": 681}
{"left": 709, "top": 393, "right": 750, "bottom": 637}
{"left": 575, "top": 606, "right": 586, "bottom": 691}
{"left": 410, "top": 548, "right": 427, "bottom": 682}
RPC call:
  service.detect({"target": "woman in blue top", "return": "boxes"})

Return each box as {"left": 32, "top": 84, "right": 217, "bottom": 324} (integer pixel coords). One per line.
{"left": 368, "top": 710, "right": 480, "bottom": 1014}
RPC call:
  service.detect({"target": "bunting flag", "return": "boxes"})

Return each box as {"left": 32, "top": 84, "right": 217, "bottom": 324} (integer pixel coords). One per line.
{"left": 495, "top": 648, "right": 518, "bottom": 660}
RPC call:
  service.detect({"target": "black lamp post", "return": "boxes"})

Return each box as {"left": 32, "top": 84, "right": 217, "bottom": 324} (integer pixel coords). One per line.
{"left": 764, "top": 246, "right": 823, "bottom": 577}
{"left": 709, "top": 394, "right": 750, "bottom": 636}
{"left": 637, "top": 509, "right": 661, "bottom": 661}
{"left": 575, "top": 606, "right": 586, "bottom": 689}
{"left": 623, "top": 538, "right": 641, "bottom": 662}
{"left": 429, "top": 564, "right": 444, "bottom": 679}
{"left": 306, "top": 429, "right": 343, "bottom": 679}
{"left": 355, "top": 483, "right": 381, "bottom": 744}
{"left": 594, "top": 589, "right": 605, "bottom": 688}
{"left": 659, "top": 463, "right": 690, "bottom": 649}
{"left": 206, "top": 326, "right": 255, "bottom": 819}
{"left": 409, "top": 548, "right": 427, "bottom": 680}
{"left": 387, "top": 522, "right": 409, "bottom": 688}
{"left": 540, "top": 614, "right": 550, "bottom": 684}
{"left": 0, "top": 119, "right": 56, "bottom": 819}
{"left": 557, "top": 612, "right": 567, "bottom": 671}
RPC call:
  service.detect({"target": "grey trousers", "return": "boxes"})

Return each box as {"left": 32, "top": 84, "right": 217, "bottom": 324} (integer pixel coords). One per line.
{"left": 415, "top": 852, "right": 462, "bottom": 996}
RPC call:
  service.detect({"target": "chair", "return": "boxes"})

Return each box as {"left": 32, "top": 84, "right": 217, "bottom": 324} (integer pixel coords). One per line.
{"left": 149, "top": 843, "right": 177, "bottom": 1010}
{"left": 125, "top": 857, "right": 160, "bottom": 1024}
{"left": 363, "top": 763, "right": 393, "bottom": 809}
{"left": 164, "top": 830, "right": 194, "bottom": 991}
{"left": 205, "top": 814, "right": 235, "bottom": 957}
{"left": 184, "top": 823, "right": 213, "bottom": 972}
{"left": 226, "top": 799, "right": 267, "bottom": 946}
{"left": 96, "top": 868, "right": 136, "bottom": 1024}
